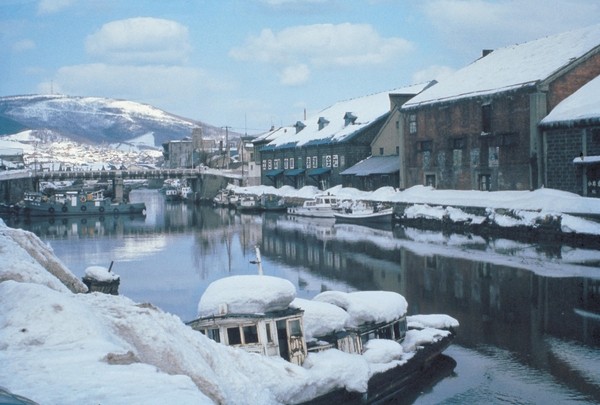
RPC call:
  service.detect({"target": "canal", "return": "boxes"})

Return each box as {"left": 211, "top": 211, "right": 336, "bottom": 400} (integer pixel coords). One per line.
{"left": 3, "top": 189, "right": 600, "bottom": 404}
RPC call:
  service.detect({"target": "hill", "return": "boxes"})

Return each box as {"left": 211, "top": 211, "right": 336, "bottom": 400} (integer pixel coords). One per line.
{"left": 0, "top": 94, "right": 234, "bottom": 147}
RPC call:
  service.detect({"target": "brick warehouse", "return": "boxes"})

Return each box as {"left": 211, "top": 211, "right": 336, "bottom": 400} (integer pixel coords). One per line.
{"left": 398, "top": 24, "right": 600, "bottom": 192}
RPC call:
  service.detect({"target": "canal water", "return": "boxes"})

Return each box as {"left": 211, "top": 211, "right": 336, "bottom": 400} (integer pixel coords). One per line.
{"left": 4, "top": 189, "right": 600, "bottom": 404}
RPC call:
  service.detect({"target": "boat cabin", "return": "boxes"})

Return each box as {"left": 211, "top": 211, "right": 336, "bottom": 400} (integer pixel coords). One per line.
{"left": 188, "top": 307, "right": 307, "bottom": 365}
{"left": 187, "top": 275, "right": 308, "bottom": 365}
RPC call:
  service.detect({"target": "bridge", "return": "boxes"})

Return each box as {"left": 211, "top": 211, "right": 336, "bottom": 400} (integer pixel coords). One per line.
{"left": 0, "top": 167, "right": 240, "bottom": 204}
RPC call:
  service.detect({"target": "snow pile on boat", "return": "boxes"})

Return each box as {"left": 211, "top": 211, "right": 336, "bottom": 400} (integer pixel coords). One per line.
{"left": 84, "top": 265, "right": 119, "bottom": 282}
{"left": 291, "top": 297, "right": 350, "bottom": 339}
{"left": 312, "top": 290, "right": 408, "bottom": 327}
{"left": 198, "top": 275, "right": 296, "bottom": 316}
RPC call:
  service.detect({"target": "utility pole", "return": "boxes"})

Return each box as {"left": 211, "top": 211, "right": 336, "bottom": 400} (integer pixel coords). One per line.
{"left": 222, "top": 126, "right": 230, "bottom": 170}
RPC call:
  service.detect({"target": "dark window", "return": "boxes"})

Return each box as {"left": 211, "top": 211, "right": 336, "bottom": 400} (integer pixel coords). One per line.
{"left": 393, "top": 322, "right": 401, "bottom": 340}
{"left": 243, "top": 325, "right": 259, "bottom": 344}
{"left": 227, "top": 327, "right": 242, "bottom": 345}
{"left": 501, "top": 133, "right": 518, "bottom": 146}
{"left": 425, "top": 174, "right": 436, "bottom": 187}
{"left": 266, "top": 323, "right": 273, "bottom": 343}
{"left": 419, "top": 141, "right": 432, "bottom": 152}
{"left": 452, "top": 138, "right": 465, "bottom": 149}
{"left": 396, "top": 146, "right": 400, "bottom": 155}
{"left": 379, "top": 147, "right": 384, "bottom": 155}
{"left": 482, "top": 104, "right": 492, "bottom": 133}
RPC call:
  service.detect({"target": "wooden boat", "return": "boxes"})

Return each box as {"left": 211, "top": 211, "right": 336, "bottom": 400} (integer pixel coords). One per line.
{"left": 187, "top": 248, "right": 458, "bottom": 396}
{"left": 260, "top": 194, "right": 287, "bottom": 211}
{"left": 287, "top": 193, "right": 343, "bottom": 218}
{"left": 334, "top": 202, "right": 393, "bottom": 225}
{"left": 18, "top": 190, "right": 146, "bottom": 217}
{"left": 236, "top": 195, "right": 261, "bottom": 212}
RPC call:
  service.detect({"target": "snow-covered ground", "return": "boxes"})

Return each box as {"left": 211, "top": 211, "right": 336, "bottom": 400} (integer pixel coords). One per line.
{"left": 0, "top": 219, "right": 454, "bottom": 405}
{"left": 230, "top": 184, "right": 600, "bottom": 235}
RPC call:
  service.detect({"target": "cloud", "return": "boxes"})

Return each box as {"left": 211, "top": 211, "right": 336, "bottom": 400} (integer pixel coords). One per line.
{"left": 422, "top": 0, "right": 600, "bottom": 56}
{"left": 12, "top": 39, "right": 36, "bottom": 52}
{"left": 230, "top": 23, "right": 413, "bottom": 86}
{"left": 411, "top": 65, "right": 455, "bottom": 84}
{"left": 279, "top": 64, "right": 310, "bottom": 86}
{"left": 85, "top": 17, "right": 192, "bottom": 65}
{"left": 40, "top": 63, "right": 234, "bottom": 117}
{"left": 37, "top": 0, "right": 77, "bottom": 14}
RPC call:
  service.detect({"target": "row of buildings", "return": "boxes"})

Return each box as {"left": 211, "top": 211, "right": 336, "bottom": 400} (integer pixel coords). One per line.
{"left": 245, "top": 24, "right": 600, "bottom": 198}
{"left": 162, "top": 24, "right": 600, "bottom": 198}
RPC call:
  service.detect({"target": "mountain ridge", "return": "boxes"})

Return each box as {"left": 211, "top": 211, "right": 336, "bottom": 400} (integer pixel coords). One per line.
{"left": 0, "top": 94, "right": 238, "bottom": 147}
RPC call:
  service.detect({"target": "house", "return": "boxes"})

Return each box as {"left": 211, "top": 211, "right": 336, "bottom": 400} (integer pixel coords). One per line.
{"left": 340, "top": 83, "right": 434, "bottom": 191}
{"left": 399, "top": 24, "right": 600, "bottom": 192}
{"left": 258, "top": 88, "right": 414, "bottom": 190}
{"left": 237, "top": 135, "right": 257, "bottom": 186}
{"left": 539, "top": 74, "right": 600, "bottom": 197}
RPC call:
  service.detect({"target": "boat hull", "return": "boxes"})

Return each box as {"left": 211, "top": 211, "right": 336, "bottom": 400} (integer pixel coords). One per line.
{"left": 20, "top": 200, "right": 146, "bottom": 217}
{"left": 333, "top": 208, "right": 393, "bottom": 224}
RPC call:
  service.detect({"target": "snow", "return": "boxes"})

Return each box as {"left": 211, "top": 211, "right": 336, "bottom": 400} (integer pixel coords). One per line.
{"left": 198, "top": 275, "right": 296, "bottom": 316}
{"left": 0, "top": 216, "right": 460, "bottom": 404}
{"left": 312, "top": 290, "right": 408, "bottom": 328}
{"left": 231, "top": 184, "right": 600, "bottom": 236}
{"left": 541, "top": 74, "right": 600, "bottom": 126}
{"left": 268, "top": 83, "right": 429, "bottom": 148}
{"left": 291, "top": 298, "right": 350, "bottom": 340}
{"left": 404, "top": 24, "right": 600, "bottom": 107}
{"left": 84, "top": 265, "right": 119, "bottom": 282}
{"left": 408, "top": 314, "right": 460, "bottom": 330}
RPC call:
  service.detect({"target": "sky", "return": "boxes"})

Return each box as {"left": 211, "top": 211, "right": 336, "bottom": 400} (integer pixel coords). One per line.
{"left": 1, "top": 0, "right": 599, "bottom": 136}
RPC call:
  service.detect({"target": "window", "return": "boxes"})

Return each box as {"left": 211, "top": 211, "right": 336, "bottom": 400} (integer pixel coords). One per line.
{"left": 312, "top": 156, "right": 318, "bottom": 168}
{"left": 325, "top": 155, "right": 331, "bottom": 167}
{"left": 425, "top": 174, "right": 436, "bottom": 188}
{"left": 267, "top": 159, "right": 272, "bottom": 170}
{"left": 409, "top": 114, "right": 417, "bottom": 134}
{"left": 479, "top": 174, "right": 491, "bottom": 191}
{"left": 332, "top": 155, "right": 339, "bottom": 168}
{"left": 206, "top": 328, "right": 220, "bottom": 343}
{"left": 266, "top": 323, "right": 273, "bottom": 343}
{"left": 396, "top": 146, "right": 400, "bottom": 155}
{"left": 243, "top": 325, "right": 259, "bottom": 344}
{"left": 283, "top": 158, "right": 288, "bottom": 170}
{"left": 274, "top": 159, "right": 280, "bottom": 169}
{"left": 289, "top": 158, "right": 295, "bottom": 169}
{"left": 322, "top": 155, "right": 327, "bottom": 167}
{"left": 340, "top": 155, "right": 345, "bottom": 167}
{"left": 482, "top": 104, "right": 492, "bottom": 133}
{"left": 306, "top": 156, "right": 311, "bottom": 169}
{"left": 262, "top": 160, "right": 266, "bottom": 170}
{"left": 501, "top": 133, "right": 518, "bottom": 147}
{"left": 227, "top": 326, "right": 242, "bottom": 345}
{"left": 288, "top": 319, "right": 302, "bottom": 337}
{"left": 452, "top": 138, "right": 465, "bottom": 149}
{"left": 379, "top": 147, "right": 384, "bottom": 156}
{"left": 418, "top": 140, "right": 432, "bottom": 152}
{"left": 250, "top": 152, "right": 254, "bottom": 161}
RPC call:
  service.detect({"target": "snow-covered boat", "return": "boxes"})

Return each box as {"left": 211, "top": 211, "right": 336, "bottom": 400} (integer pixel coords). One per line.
{"left": 334, "top": 202, "right": 393, "bottom": 225}
{"left": 287, "top": 193, "right": 343, "bottom": 218}
{"left": 18, "top": 190, "right": 146, "bottom": 217}
{"left": 187, "top": 248, "right": 458, "bottom": 399}
{"left": 237, "top": 195, "right": 261, "bottom": 212}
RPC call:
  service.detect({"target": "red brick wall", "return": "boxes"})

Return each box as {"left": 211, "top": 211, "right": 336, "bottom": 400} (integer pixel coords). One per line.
{"left": 547, "top": 51, "right": 600, "bottom": 110}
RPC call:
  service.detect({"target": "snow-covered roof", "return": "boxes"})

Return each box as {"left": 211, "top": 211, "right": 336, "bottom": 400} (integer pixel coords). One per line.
{"left": 291, "top": 297, "right": 349, "bottom": 340}
{"left": 252, "top": 125, "right": 295, "bottom": 143}
{"left": 197, "top": 275, "right": 296, "bottom": 317}
{"left": 404, "top": 24, "right": 600, "bottom": 108}
{"left": 340, "top": 155, "right": 400, "bottom": 176}
{"left": 540, "top": 74, "right": 600, "bottom": 128}
{"left": 312, "top": 290, "right": 408, "bottom": 328}
{"left": 267, "top": 83, "right": 430, "bottom": 149}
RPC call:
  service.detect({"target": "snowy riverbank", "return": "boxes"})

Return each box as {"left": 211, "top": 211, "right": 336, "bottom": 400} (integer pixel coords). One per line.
{"left": 0, "top": 219, "right": 453, "bottom": 404}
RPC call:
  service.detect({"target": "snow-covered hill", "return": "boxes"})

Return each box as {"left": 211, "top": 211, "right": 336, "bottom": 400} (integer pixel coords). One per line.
{"left": 0, "top": 94, "right": 229, "bottom": 146}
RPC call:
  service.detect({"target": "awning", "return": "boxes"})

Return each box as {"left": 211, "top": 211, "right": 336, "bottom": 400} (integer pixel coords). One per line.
{"left": 265, "top": 169, "right": 284, "bottom": 177}
{"left": 573, "top": 155, "right": 600, "bottom": 165}
{"left": 284, "top": 168, "right": 305, "bottom": 177}
{"left": 340, "top": 155, "right": 400, "bottom": 176}
{"left": 307, "top": 167, "right": 331, "bottom": 178}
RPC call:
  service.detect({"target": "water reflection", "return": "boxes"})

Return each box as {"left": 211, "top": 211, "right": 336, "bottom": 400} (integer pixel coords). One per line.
{"left": 3, "top": 189, "right": 599, "bottom": 403}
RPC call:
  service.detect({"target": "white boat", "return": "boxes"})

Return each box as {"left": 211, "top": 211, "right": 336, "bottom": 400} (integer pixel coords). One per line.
{"left": 333, "top": 202, "right": 394, "bottom": 225}
{"left": 287, "top": 193, "right": 343, "bottom": 218}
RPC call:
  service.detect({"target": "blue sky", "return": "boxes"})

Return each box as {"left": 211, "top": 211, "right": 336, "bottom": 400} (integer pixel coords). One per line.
{"left": 1, "top": 0, "right": 598, "bottom": 135}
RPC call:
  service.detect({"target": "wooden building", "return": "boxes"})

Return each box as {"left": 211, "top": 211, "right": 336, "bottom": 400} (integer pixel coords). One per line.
{"left": 399, "top": 24, "right": 600, "bottom": 192}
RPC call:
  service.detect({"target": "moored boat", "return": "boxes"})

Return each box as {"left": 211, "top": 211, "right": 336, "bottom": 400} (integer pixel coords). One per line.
{"left": 18, "top": 190, "right": 146, "bottom": 217}
{"left": 187, "top": 248, "right": 458, "bottom": 400}
{"left": 287, "top": 193, "right": 343, "bottom": 218}
{"left": 333, "top": 202, "right": 393, "bottom": 225}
